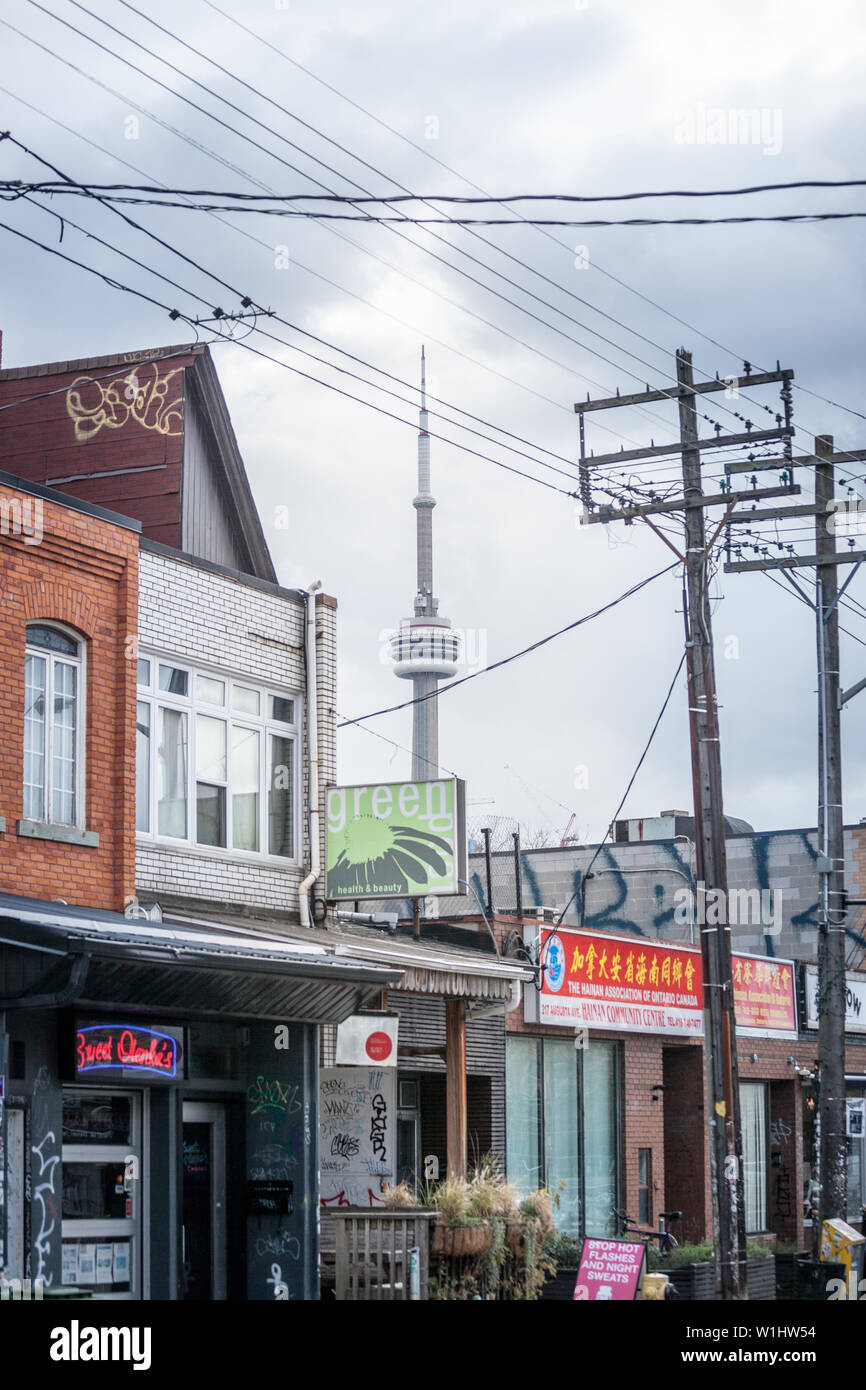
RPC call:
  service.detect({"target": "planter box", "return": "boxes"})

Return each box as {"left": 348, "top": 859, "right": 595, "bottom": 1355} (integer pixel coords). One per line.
{"left": 540, "top": 1267, "right": 579, "bottom": 1302}
{"left": 667, "top": 1262, "right": 716, "bottom": 1301}
{"left": 774, "top": 1252, "right": 809, "bottom": 1300}
{"left": 746, "top": 1256, "right": 775, "bottom": 1301}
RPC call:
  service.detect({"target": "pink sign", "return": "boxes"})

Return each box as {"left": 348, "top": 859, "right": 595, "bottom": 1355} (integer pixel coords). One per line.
{"left": 574, "top": 1238, "right": 646, "bottom": 1301}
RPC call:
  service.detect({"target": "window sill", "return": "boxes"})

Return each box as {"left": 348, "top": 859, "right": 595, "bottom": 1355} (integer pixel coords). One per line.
{"left": 17, "top": 819, "right": 100, "bottom": 848}
{"left": 135, "top": 834, "right": 298, "bottom": 871}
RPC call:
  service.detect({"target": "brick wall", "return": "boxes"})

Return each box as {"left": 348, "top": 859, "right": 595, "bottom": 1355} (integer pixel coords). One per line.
{"left": 0, "top": 349, "right": 195, "bottom": 548}
{"left": 135, "top": 546, "right": 337, "bottom": 917}
{"left": 0, "top": 483, "right": 138, "bottom": 909}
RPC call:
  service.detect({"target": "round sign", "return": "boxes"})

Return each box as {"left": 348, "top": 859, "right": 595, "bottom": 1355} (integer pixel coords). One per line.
{"left": 365, "top": 1031, "right": 393, "bottom": 1062}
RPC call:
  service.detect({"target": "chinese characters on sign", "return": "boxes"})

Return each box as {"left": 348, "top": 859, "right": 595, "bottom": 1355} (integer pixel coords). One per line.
{"left": 529, "top": 926, "right": 704, "bottom": 1037}
{"left": 732, "top": 953, "right": 797, "bottom": 1038}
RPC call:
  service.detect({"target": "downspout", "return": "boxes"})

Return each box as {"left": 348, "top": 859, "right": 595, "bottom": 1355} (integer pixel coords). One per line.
{"left": 299, "top": 581, "right": 322, "bottom": 928}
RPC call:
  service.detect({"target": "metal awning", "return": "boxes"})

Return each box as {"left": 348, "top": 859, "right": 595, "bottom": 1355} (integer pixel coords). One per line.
{"left": 163, "top": 909, "right": 536, "bottom": 1002}
{"left": 0, "top": 894, "right": 402, "bottom": 1023}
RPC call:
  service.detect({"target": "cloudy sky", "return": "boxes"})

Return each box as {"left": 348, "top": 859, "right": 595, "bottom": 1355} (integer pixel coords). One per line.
{"left": 3, "top": 0, "right": 866, "bottom": 843}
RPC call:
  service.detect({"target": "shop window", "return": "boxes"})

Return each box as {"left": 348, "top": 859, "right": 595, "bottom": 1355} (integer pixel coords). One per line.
{"left": 23, "top": 622, "right": 84, "bottom": 827}
{"left": 506, "top": 1036, "right": 620, "bottom": 1237}
{"left": 740, "top": 1081, "right": 769, "bottom": 1232}
{"left": 846, "top": 1091, "right": 866, "bottom": 1223}
{"left": 61, "top": 1088, "right": 141, "bottom": 1298}
{"left": 136, "top": 654, "right": 299, "bottom": 861}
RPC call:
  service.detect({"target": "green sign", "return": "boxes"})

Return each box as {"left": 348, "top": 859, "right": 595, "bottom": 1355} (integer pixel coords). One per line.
{"left": 325, "top": 778, "right": 466, "bottom": 899}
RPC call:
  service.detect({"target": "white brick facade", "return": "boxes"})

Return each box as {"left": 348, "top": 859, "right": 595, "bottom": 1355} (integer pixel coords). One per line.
{"left": 136, "top": 545, "right": 336, "bottom": 917}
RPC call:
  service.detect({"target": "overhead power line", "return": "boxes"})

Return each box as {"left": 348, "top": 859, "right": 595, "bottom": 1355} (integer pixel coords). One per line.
{"left": 0, "top": 215, "right": 578, "bottom": 497}
{"left": 338, "top": 562, "right": 678, "bottom": 728}
{"left": 4, "top": 184, "right": 864, "bottom": 226}
{"left": 8, "top": 176, "right": 866, "bottom": 203}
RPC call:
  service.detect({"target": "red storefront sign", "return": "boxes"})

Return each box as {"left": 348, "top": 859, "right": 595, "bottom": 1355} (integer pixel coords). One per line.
{"left": 574, "top": 1238, "right": 646, "bottom": 1301}
{"left": 732, "top": 953, "right": 797, "bottom": 1037}
{"left": 532, "top": 927, "right": 704, "bottom": 1037}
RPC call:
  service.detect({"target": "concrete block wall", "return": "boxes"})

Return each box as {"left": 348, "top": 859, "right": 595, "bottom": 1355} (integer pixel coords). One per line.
{"left": 136, "top": 546, "right": 337, "bottom": 917}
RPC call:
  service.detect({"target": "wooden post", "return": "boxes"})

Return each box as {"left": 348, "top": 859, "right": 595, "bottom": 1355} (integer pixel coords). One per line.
{"left": 815, "top": 435, "right": 848, "bottom": 1231}
{"left": 445, "top": 998, "right": 467, "bottom": 1178}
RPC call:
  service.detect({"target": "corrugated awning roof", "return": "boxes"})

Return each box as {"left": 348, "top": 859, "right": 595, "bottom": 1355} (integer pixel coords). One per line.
{"left": 162, "top": 907, "right": 536, "bottom": 1001}
{"left": 0, "top": 894, "right": 401, "bottom": 1024}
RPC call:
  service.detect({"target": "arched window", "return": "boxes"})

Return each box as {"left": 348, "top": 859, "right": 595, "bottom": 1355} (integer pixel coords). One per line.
{"left": 23, "top": 623, "right": 84, "bottom": 826}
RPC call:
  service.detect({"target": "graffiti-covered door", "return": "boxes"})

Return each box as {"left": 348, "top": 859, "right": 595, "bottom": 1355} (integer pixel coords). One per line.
{"left": 181, "top": 1101, "right": 227, "bottom": 1300}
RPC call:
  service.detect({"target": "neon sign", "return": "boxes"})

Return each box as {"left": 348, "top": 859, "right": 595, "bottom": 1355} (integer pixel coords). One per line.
{"left": 75, "top": 1025, "right": 179, "bottom": 1078}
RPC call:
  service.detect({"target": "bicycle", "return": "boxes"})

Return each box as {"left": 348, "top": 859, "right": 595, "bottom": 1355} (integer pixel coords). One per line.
{"left": 611, "top": 1205, "right": 681, "bottom": 1256}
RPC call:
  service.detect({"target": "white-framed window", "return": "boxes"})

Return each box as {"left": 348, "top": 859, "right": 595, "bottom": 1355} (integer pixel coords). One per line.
{"left": 23, "top": 622, "right": 85, "bottom": 827}
{"left": 135, "top": 655, "right": 300, "bottom": 862}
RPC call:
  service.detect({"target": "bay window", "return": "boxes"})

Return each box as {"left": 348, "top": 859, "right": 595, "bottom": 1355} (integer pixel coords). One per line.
{"left": 136, "top": 656, "right": 299, "bottom": 861}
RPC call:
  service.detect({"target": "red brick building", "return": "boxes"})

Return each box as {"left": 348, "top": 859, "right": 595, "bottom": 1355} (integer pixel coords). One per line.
{"left": 0, "top": 474, "right": 139, "bottom": 911}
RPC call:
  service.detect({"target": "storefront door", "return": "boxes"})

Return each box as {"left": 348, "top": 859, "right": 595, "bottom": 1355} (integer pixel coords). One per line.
{"left": 60, "top": 1090, "right": 143, "bottom": 1298}
{"left": 182, "top": 1101, "right": 227, "bottom": 1299}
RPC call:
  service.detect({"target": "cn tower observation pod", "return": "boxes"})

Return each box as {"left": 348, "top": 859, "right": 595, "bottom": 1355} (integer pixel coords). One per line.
{"left": 390, "top": 616, "right": 461, "bottom": 679}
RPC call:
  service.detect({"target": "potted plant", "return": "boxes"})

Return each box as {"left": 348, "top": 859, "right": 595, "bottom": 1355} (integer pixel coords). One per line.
{"left": 430, "top": 1176, "right": 492, "bottom": 1255}
{"left": 650, "top": 1241, "right": 716, "bottom": 1300}
{"left": 745, "top": 1239, "right": 776, "bottom": 1300}
{"left": 540, "top": 1231, "right": 583, "bottom": 1301}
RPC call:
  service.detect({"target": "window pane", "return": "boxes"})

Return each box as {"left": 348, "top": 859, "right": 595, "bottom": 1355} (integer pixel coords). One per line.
{"left": 741, "top": 1081, "right": 767, "bottom": 1232}
{"left": 231, "top": 725, "right": 259, "bottom": 852}
{"left": 269, "top": 695, "right": 294, "bottom": 724}
{"left": 51, "top": 660, "right": 77, "bottom": 825}
{"left": 158, "top": 664, "right": 188, "bottom": 697}
{"left": 196, "top": 783, "right": 226, "bottom": 848}
{"left": 23, "top": 652, "right": 46, "bottom": 821}
{"left": 62, "top": 1095, "right": 132, "bottom": 1147}
{"left": 584, "top": 1042, "right": 618, "bottom": 1237}
{"left": 195, "top": 674, "right": 225, "bottom": 706}
{"left": 157, "top": 707, "right": 188, "bottom": 837}
{"left": 137, "top": 658, "right": 150, "bottom": 688}
{"left": 543, "top": 1039, "right": 581, "bottom": 1236}
{"left": 196, "top": 715, "right": 226, "bottom": 784}
{"left": 268, "top": 734, "right": 294, "bottom": 857}
{"left": 505, "top": 1037, "right": 542, "bottom": 1198}
{"left": 27, "top": 624, "right": 77, "bottom": 655}
{"left": 136, "top": 701, "right": 150, "bottom": 832}
{"left": 232, "top": 685, "right": 260, "bottom": 715}
{"left": 62, "top": 1163, "right": 128, "bottom": 1221}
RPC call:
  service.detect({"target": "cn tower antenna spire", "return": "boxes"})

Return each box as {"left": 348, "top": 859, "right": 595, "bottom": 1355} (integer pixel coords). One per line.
{"left": 388, "top": 347, "right": 461, "bottom": 782}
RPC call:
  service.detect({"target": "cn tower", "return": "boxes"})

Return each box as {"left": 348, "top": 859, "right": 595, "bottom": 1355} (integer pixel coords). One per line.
{"left": 389, "top": 348, "right": 460, "bottom": 780}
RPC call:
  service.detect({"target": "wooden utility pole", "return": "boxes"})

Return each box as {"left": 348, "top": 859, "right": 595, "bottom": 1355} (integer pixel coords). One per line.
{"left": 725, "top": 432, "right": 861, "bottom": 1232}
{"left": 577, "top": 350, "right": 798, "bottom": 1297}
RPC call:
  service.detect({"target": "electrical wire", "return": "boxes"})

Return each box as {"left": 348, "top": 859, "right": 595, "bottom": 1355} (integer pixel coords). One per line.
{"left": 0, "top": 215, "right": 579, "bottom": 497}
{"left": 338, "top": 561, "right": 678, "bottom": 728}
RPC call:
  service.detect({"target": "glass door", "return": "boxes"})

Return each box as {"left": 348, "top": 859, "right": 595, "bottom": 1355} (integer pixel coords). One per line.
{"left": 61, "top": 1090, "right": 142, "bottom": 1298}
{"left": 182, "top": 1101, "right": 227, "bottom": 1300}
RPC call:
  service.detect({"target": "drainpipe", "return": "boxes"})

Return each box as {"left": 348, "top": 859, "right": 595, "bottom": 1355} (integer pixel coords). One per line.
{"left": 299, "top": 581, "right": 322, "bottom": 928}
